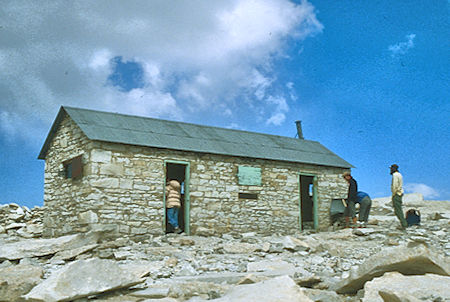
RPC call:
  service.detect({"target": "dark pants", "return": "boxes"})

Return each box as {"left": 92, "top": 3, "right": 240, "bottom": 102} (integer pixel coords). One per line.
{"left": 344, "top": 200, "right": 356, "bottom": 218}
{"left": 358, "top": 196, "right": 372, "bottom": 222}
{"left": 393, "top": 194, "right": 408, "bottom": 228}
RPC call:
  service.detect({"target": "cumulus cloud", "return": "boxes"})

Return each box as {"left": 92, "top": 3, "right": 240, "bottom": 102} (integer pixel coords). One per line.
{"left": 0, "top": 111, "right": 18, "bottom": 139}
{"left": 265, "top": 95, "right": 289, "bottom": 125}
{"left": 404, "top": 183, "right": 440, "bottom": 199}
{"left": 266, "top": 112, "right": 286, "bottom": 126}
{"left": 0, "top": 0, "right": 322, "bottom": 144}
{"left": 388, "top": 34, "right": 416, "bottom": 57}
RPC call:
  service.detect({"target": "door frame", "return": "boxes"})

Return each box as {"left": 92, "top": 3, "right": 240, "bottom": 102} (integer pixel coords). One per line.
{"left": 298, "top": 173, "right": 318, "bottom": 231}
{"left": 164, "top": 160, "right": 190, "bottom": 235}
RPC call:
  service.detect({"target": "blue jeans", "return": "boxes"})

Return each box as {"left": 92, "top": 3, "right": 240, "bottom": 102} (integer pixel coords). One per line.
{"left": 167, "top": 207, "right": 179, "bottom": 228}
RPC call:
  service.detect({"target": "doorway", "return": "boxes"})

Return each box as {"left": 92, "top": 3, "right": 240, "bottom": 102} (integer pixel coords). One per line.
{"left": 165, "top": 161, "right": 190, "bottom": 234}
{"left": 299, "top": 174, "right": 318, "bottom": 230}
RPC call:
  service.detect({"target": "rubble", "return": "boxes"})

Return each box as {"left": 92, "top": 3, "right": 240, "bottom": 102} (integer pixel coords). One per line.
{"left": 0, "top": 194, "right": 448, "bottom": 301}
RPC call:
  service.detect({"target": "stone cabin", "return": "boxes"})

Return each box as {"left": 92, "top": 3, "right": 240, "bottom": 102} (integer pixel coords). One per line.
{"left": 38, "top": 106, "right": 353, "bottom": 238}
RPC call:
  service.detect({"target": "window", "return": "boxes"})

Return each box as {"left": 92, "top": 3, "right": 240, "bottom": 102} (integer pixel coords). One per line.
{"left": 63, "top": 155, "right": 83, "bottom": 179}
{"left": 238, "top": 193, "right": 258, "bottom": 200}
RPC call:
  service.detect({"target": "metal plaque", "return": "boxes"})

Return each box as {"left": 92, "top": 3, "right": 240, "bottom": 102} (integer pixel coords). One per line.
{"left": 238, "top": 166, "right": 261, "bottom": 186}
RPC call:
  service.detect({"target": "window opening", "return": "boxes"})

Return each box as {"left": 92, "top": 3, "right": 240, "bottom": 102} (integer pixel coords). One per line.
{"left": 63, "top": 155, "right": 83, "bottom": 179}
{"left": 239, "top": 193, "right": 258, "bottom": 199}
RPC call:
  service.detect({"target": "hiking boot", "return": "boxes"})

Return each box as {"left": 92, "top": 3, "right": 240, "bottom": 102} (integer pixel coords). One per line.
{"left": 174, "top": 227, "right": 183, "bottom": 234}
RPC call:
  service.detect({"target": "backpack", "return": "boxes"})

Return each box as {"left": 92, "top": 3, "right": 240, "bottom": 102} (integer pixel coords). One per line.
{"left": 406, "top": 209, "right": 421, "bottom": 226}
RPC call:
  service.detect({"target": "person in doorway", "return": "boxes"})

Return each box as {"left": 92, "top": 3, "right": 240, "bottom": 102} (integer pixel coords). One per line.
{"left": 355, "top": 191, "right": 372, "bottom": 227}
{"left": 343, "top": 171, "right": 358, "bottom": 227}
{"left": 166, "top": 179, "right": 182, "bottom": 234}
{"left": 390, "top": 164, "right": 408, "bottom": 229}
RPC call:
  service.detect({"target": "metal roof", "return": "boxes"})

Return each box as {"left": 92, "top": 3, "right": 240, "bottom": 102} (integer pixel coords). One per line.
{"left": 38, "top": 106, "right": 353, "bottom": 168}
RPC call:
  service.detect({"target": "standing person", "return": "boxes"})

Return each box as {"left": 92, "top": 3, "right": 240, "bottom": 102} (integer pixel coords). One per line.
{"left": 390, "top": 164, "right": 408, "bottom": 229}
{"left": 343, "top": 171, "right": 358, "bottom": 227}
{"left": 166, "top": 179, "right": 182, "bottom": 234}
{"left": 356, "top": 191, "right": 372, "bottom": 227}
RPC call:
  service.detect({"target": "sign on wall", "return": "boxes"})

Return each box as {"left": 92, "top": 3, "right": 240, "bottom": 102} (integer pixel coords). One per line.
{"left": 238, "top": 166, "right": 261, "bottom": 186}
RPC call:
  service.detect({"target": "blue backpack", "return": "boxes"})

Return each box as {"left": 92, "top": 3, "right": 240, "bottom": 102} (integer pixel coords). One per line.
{"left": 406, "top": 209, "right": 421, "bottom": 226}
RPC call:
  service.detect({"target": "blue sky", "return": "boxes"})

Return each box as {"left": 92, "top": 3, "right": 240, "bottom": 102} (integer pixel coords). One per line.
{"left": 1, "top": 0, "right": 449, "bottom": 208}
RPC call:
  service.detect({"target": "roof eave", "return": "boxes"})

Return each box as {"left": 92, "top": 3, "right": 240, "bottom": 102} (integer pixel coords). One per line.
{"left": 37, "top": 106, "right": 67, "bottom": 160}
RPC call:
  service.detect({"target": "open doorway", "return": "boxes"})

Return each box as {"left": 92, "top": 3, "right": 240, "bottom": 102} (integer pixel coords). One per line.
{"left": 299, "top": 175, "right": 317, "bottom": 230}
{"left": 165, "top": 162, "right": 189, "bottom": 234}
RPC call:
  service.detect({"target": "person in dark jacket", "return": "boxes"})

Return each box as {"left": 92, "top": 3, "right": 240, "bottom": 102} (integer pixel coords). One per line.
{"left": 343, "top": 171, "right": 358, "bottom": 227}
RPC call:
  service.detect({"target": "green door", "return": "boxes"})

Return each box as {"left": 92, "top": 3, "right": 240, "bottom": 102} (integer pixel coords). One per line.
{"left": 299, "top": 174, "right": 318, "bottom": 231}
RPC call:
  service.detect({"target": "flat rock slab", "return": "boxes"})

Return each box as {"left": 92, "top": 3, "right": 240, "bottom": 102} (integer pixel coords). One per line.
{"left": 336, "top": 244, "right": 450, "bottom": 294}
{"left": 204, "top": 275, "right": 312, "bottom": 302}
{"left": 362, "top": 272, "right": 450, "bottom": 302}
{"left": 0, "top": 264, "right": 43, "bottom": 302}
{"left": 52, "top": 244, "right": 98, "bottom": 261}
{"left": 173, "top": 268, "right": 303, "bottom": 286}
{"left": 302, "top": 288, "right": 345, "bottom": 302}
{"left": 22, "top": 258, "right": 144, "bottom": 302}
{"left": 352, "top": 228, "right": 376, "bottom": 236}
{"left": 173, "top": 272, "right": 249, "bottom": 284}
{"left": 0, "top": 232, "right": 100, "bottom": 261}
{"left": 130, "top": 286, "right": 171, "bottom": 299}
{"left": 222, "top": 243, "right": 258, "bottom": 254}
{"left": 247, "top": 260, "right": 295, "bottom": 273}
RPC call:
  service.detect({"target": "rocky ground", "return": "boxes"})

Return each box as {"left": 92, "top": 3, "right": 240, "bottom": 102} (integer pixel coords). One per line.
{"left": 0, "top": 193, "right": 449, "bottom": 302}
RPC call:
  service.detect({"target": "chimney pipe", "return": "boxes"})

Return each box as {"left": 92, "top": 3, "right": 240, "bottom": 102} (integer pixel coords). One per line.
{"left": 295, "top": 120, "right": 304, "bottom": 139}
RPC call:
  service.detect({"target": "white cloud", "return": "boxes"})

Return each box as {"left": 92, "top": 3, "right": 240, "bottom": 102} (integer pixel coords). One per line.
{"left": 265, "top": 95, "right": 289, "bottom": 125}
{"left": 0, "top": 111, "right": 18, "bottom": 139}
{"left": 226, "top": 122, "right": 240, "bottom": 129}
{"left": 89, "top": 49, "right": 113, "bottom": 70}
{"left": 404, "top": 183, "right": 440, "bottom": 199}
{"left": 267, "top": 95, "right": 289, "bottom": 112}
{"left": 0, "top": 0, "right": 322, "bottom": 144}
{"left": 266, "top": 112, "right": 286, "bottom": 126}
{"left": 388, "top": 34, "right": 416, "bottom": 57}
{"left": 286, "top": 82, "right": 298, "bottom": 101}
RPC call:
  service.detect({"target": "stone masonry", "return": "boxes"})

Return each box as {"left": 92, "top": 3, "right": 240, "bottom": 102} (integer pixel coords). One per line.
{"left": 43, "top": 115, "right": 349, "bottom": 238}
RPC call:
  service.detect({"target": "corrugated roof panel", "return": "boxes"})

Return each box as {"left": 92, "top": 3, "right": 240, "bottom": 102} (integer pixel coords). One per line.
{"left": 45, "top": 106, "right": 353, "bottom": 168}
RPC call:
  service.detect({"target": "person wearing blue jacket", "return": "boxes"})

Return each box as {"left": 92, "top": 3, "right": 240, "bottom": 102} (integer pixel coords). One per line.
{"left": 355, "top": 191, "right": 372, "bottom": 227}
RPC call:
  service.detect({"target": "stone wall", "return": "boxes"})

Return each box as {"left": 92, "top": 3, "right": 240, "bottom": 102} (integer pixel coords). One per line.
{"left": 43, "top": 115, "right": 349, "bottom": 238}
{"left": 42, "top": 115, "right": 93, "bottom": 237}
